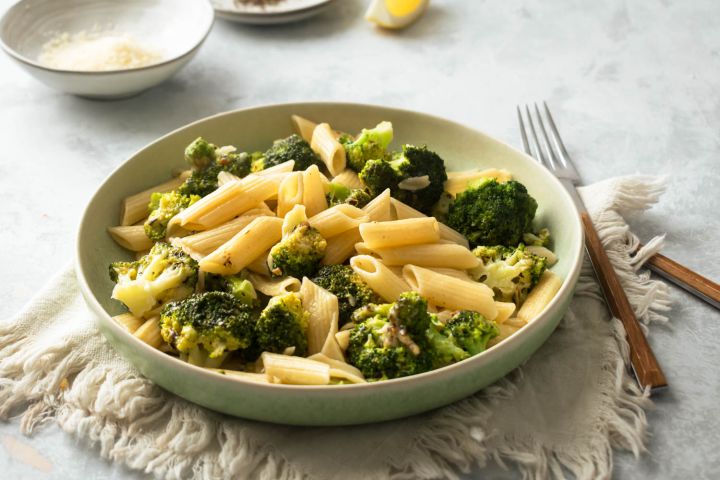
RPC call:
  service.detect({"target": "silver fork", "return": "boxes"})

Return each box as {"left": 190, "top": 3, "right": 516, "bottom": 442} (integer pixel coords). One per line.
{"left": 517, "top": 102, "right": 667, "bottom": 392}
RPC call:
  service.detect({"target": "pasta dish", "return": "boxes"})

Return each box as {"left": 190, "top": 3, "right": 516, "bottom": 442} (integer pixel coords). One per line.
{"left": 106, "top": 115, "right": 562, "bottom": 385}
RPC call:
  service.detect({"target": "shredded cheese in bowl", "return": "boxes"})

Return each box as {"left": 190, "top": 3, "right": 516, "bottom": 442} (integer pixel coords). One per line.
{"left": 38, "top": 31, "right": 163, "bottom": 71}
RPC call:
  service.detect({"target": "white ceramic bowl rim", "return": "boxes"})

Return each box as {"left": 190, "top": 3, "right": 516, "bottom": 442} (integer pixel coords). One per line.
{"left": 213, "top": 0, "right": 332, "bottom": 17}
{"left": 0, "top": 0, "right": 215, "bottom": 75}
{"left": 75, "top": 101, "right": 584, "bottom": 394}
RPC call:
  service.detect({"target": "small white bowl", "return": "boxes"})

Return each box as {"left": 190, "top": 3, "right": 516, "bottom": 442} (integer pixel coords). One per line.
{"left": 0, "top": 0, "right": 214, "bottom": 99}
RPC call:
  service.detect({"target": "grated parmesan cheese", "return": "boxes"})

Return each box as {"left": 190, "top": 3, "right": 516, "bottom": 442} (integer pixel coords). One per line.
{"left": 38, "top": 31, "right": 163, "bottom": 71}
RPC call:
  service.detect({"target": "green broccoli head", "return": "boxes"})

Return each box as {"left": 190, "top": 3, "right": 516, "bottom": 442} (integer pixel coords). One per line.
{"left": 471, "top": 244, "right": 547, "bottom": 304}
{"left": 269, "top": 223, "right": 327, "bottom": 278}
{"left": 204, "top": 273, "right": 259, "bottom": 307}
{"left": 179, "top": 151, "right": 253, "bottom": 197}
{"left": 340, "top": 121, "right": 394, "bottom": 172}
{"left": 312, "top": 265, "right": 382, "bottom": 325}
{"left": 424, "top": 320, "right": 470, "bottom": 369}
{"left": 256, "top": 292, "right": 309, "bottom": 356}
{"left": 159, "top": 291, "right": 256, "bottom": 366}
{"left": 523, "top": 228, "right": 551, "bottom": 247}
{"left": 447, "top": 179, "right": 538, "bottom": 247}
{"left": 109, "top": 242, "right": 198, "bottom": 317}
{"left": 443, "top": 310, "right": 499, "bottom": 356}
{"left": 184, "top": 137, "right": 216, "bottom": 170}
{"left": 144, "top": 191, "right": 200, "bottom": 241}
{"left": 260, "top": 134, "right": 321, "bottom": 172}
{"left": 325, "top": 182, "right": 372, "bottom": 209}
{"left": 359, "top": 144, "right": 448, "bottom": 214}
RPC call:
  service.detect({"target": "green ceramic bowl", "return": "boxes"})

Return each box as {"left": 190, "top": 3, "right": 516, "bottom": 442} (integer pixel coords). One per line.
{"left": 76, "top": 102, "right": 584, "bottom": 426}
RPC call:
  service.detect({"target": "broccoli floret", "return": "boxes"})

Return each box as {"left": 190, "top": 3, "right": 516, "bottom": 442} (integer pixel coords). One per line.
{"left": 325, "top": 182, "right": 372, "bottom": 208}
{"left": 312, "top": 265, "right": 382, "bottom": 325}
{"left": 184, "top": 137, "right": 216, "bottom": 170}
{"left": 256, "top": 292, "right": 309, "bottom": 356}
{"left": 109, "top": 243, "right": 198, "bottom": 317}
{"left": 447, "top": 179, "right": 538, "bottom": 248}
{"left": 359, "top": 144, "right": 448, "bottom": 214}
{"left": 256, "top": 134, "right": 321, "bottom": 172}
{"left": 144, "top": 191, "right": 200, "bottom": 241}
{"left": 339, "top": 121, "right": 394, "bottom": 172}
{"left": 470, "top": 244, "right": 547, "bottom": 304}
{"left": 159, "top": 291, "right": 256, "bottom": 366}
{"left": 523, "top": 228, "right": 551, "bottom": 247}
{"left": 204, "top": 273, "right": 259, "bottom": 307}
{"left": 443, "top": 310, "right": 499, "bottom": 355}
{"left": 179, "top": 151, "right": 253, "bottom": 197}
{"left": 424, "top": 320, "right": 469, "bottom": 368}
{"left": 347, "top": 292, "right": 434, "bottom": 380}
{"left": 268, "top": 222, "right": 327, "bottom": 278}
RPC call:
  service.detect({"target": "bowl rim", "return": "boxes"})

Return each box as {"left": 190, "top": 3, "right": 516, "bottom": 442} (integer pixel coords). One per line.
{"left": 0, "top": 0, "right": 215, "bottom": 75}
{"left": 212, "top": 0, "right": 334, "bottom": 17}
{"left": 75, "top": 101, "right": 584, "bottom": 394}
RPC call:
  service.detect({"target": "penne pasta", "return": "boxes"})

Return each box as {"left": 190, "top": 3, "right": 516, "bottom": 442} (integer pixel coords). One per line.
{"left": 257, "top": 160, "right": 295, "bottom": 176}
{"left": 390, "top": 198, "right": 469, "bottom": 248}
{"left": 199, "top": 216, "right": 283, "bottom": 275}
{"left": 494, "top": 301, "right": 517, "bottom": 324}
{"left": 300, "top": 278, "right": 340, "bottom": 356}
{"left": 332, "top": 169, "right": 365, "bottom": 189}
{"left": 487, "top": 323, "right": 522, "bottom": 347}
{"left": 217, "top": 170, "right": 240, "bottom": 186}
{"left": 291, "top": 114, "right": 317, "bottom": 143}
{"left": 308, "top": 353, "right": 366, "bottom": 383}
{"left": 525, "top": 245, "right": 558, "bottom": 266}
{"left": 372, "top": 243, "right": 480, "bottom": 269}
{"left": 335, "top": 330, "right": 351, "bottom": 351}
{"left": 277, "top": 172, "right": 304, "bottom": 218}
{"left": 113, "top": 313, "right": 145, "bottom": 333}
{"left": 311, "top": 123, "right": 346, "bottom": 176}
{"left": 308, "top": 204, "right": 369, "bottom": 239}
{"left": 444, "top": 168, "right": 513, "bottom": 196}
{"left": 322, "top": 229, "right": 363, "bottom": 265}
{"left": 133, "top": 317, "right": 163, "bottom": 348}
{"left": 246, "top": 250, "right": 271, "bottom": 276}
{"left": 402, "top": 265, "right": 498, "bottom": 320}
{"left": 261, "top": 352, "right": 330, "bottom": 385}
{"left": 364, "top": 188, "right": 393, "bottom": 222}
{"left": 120, "top": 171, "right": 190, "bottom": 226}
{"left": 359, "top": 217, "right": 440, "bottom": 250}
{"left": 516, "top": 271, "right": 563, "bottom": 323}
{"left": 249, "top": 273, "right": 301, "bottom": 297}
{"left": 353, "top": 242, "right": 375, "bottom": 256}
{"left": 350, "top": 255, "right": 411, "bottom": 302}
{"left": 108, "top": 225, "right": 154, "bottom": 252}
{"left": 302, "top": 164, "right": 329, "bottom": 217}
{"left": 282, "top": 204, "right": 308, "bottom": 237}
{"left": 424, "top": 267, "right": 474, "bottom": 282}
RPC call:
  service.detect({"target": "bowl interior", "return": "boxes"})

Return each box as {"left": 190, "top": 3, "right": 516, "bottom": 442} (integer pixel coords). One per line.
{"left": 1, "top": 0, "right": 213, "bottom": 68}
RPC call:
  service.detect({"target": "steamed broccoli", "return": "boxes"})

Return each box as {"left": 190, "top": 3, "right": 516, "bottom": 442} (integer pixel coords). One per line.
{"left": 268, "top": 222, "right": 327, "bottom": 278}
{"left": 424, "top": 321, "right": 469, "bottom": 368}
{"left": 312, "top": 265, "right": 382, "bottom": 325}
{"left": 446, "top": 179, "right": 538, "bottom": 248}
{"left": 159, "top": 291, "right": 256, "bottom": 367}
{"left": 443, "top": 310, "right": 499, "bottom": 355}
{"left": 359, "top": 144, "right": 448, "bottom": 214}
{"left": 339, "top": 121, "right": 393, "bottom": 172}
{"left": 144, "top": 191, "right": 200, "bottom": 241}
{"left": 470, "top": 244, "right": 547, "bottom": 304}
{"left": 184, "top": 137, "right": 216, "bottom": 170}
{"left": 325, "top": 182, "right": 372, "bottom": 209}
{"left": 256, "top": 292, "right": 309, "bottom": 356}
{"left": 347, "top": 292, "right": 433, "bottom": 380}
{"left": 254, "top": 134, "right": 321, "bottom": 172}
{"left": 109, "top": 243, "right": 198, "bottom": 317}
{"left": 204, "top": 273, "right": 259, "bottom": 307}
{"left": 523, "top": 228, "right": 551, "bottom": 247}
{"left": 179, "top": 151, "right": 253, "bottom": 197}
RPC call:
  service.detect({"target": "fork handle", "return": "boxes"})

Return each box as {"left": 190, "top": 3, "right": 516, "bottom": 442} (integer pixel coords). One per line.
{"left": 644, "top": 249, "right": 720, "bottom": 310}
{"left": 581, "top": 213, "right": 668, "bottom": 390}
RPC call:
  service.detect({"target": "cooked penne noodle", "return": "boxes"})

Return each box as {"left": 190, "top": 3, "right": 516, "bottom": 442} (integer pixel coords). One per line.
{"left": 199, "top": 216, "right": 283, "bottom": 275}
{"left": 525, "top": 245, "right": 558, "bottom": 266}
{"left": 246, "top": 250, "right": 271, "bottom": 276}
{"left": 322, "top": 228, "right": 363, "bottom": 265}
{"left": 302, "top": 165, "right": 329, "bottom": 217}
{"left": 350, "top": 255, "right": 411, "bottom": 302}
{"left": 516, "top": 271, "right": 563, "bottom": 323}
{"left": 217, "top": 170, "right": 240, "bottom": 186}
{"left": 321, "top": 329, "right": 345, "bottom": 362}
{"left": 261, "top": 352, "right": 330, "bottom": 385}
{"left": 425, "top": 267, "right": 474, "bottom": 282}
{"left": 119, "top": 172, "right": 191, "bottom": 226}
{"left": 359, "top": 217, "right": 440, "bottom": 250}
{"left": 300, "top": 278, "right": 340, "bottom": 356}
{"left": 444, "top": 168, "right": 513, "bottom": 195}
{"left": 308, "top": 353, "right": 366, "bottom": 383}
{"left": 504, "top": 317, "right": 528, "bottom": 329}
{"left": 494, "top": 301, "right": 517, "bottom": 324}
{"left": 390, "top": 198, "right": 469, "bottom": 248}
{"left": 277, "top": 172, "right": 304, "bottom": 218}
{"left": 402, "top": 265, "right": 498, "bottom": 320}
{"left": 282, "top": 204, "right": 308, "bottom": 237}
{"left": 108, "top": 225, "right": 154, "bottom": 252}
{"left": 172, "top": 207, "right": 272, "bottom": 259}
{"left": 257, "top": 160, "right": 295, "bottom": 176}
{"left": 308, "top": 204, "right": 369, "bottom": 238}
{"left": 335, "top": 330, "right": 351, "bottom": 351}
{"left": 170, "top": 174, "right": 280, "bottom": 232}
{"left": 113, "top": 313, "right": 145, "bottom": 333}
{"left": 487, "top": 323, "right": 522, "bottom": 347}
{"left": 311, "top": 123, "right": 346, "bottom": 176}
{"left": 332, "top": 169, "right": 364, "bottom": 189}
{"left": 291, "top": 114, "right": 317, "bottom": 143}
{"left": 249, "top": 273, "right": 301, "bottom": 297}
{"left": 372, "top": 243, "right": 480, "bottom": 269}
{"left": 364, "top": 188, "right": 393, "bottom": 222}
{"left": 354, "top": 242, "right": 375, "bottom": 256}
{"left": 133, "top": 317, "right": 163, "bottom": 348}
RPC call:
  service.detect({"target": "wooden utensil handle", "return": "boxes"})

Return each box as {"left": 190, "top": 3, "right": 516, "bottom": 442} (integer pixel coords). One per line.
{"left": 645, "top": 250, "right": 720, "bottom": 310}
{"left": 581, "top": 213, "right": 667, "bottom": 389}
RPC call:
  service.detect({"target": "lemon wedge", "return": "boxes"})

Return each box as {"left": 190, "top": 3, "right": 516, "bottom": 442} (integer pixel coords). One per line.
{"left": 365, "top": 0, "right": 429, "bottom": 29}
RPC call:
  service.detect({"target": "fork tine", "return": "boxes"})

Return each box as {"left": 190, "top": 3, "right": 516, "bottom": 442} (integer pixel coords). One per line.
{"left": 516, "top": 106, "right": 531, "bottom": 155}
{"left": 542, "top": 101, "right": 572, "bottom": 166}
{"left": 534, "top": 103, "right": 560, "bottom": 169}
{"left": 524, "top": 105, "right": 549, "bottom": 167}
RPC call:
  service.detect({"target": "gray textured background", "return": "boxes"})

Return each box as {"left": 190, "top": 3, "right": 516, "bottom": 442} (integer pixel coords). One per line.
{"left": 1, "top": 0, "right": 719, "bottom": 478}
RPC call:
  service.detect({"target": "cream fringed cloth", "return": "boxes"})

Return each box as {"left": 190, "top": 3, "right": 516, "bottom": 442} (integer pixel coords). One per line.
{"left": 0, "top": 176, "right": 670, "bottom": 480}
